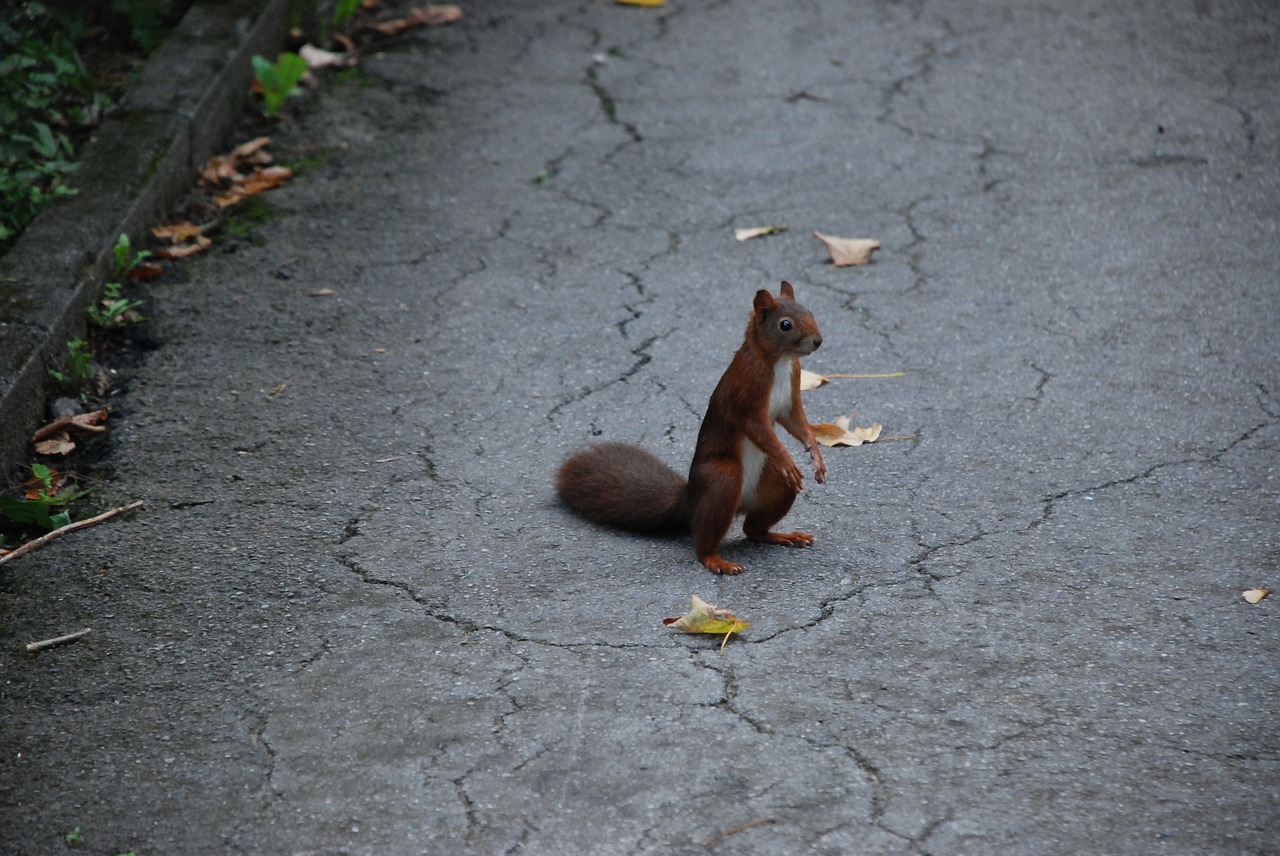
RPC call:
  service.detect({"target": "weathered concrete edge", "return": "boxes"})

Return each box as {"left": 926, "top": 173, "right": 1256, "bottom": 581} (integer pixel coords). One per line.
{"left": 0, "top": 0, "right": 294, "bottom": 476}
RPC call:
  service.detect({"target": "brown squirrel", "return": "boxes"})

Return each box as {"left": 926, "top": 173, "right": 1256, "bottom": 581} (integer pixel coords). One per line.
{"left": 556, "top": 281, "right": 826, "bottom": 574}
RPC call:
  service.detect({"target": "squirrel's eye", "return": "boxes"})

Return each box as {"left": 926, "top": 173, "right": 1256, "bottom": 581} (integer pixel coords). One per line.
{"left": 779, "top": 318, "right": 793, "bottom": 332}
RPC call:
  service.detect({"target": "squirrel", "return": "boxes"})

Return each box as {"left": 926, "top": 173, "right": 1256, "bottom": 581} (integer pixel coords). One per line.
{"left": 556, "top": 280, "right": 827, "bottom": 575}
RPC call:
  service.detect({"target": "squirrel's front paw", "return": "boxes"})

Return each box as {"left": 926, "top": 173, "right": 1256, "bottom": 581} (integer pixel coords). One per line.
{"left": 774, "top": 460, "right": 805, "bottom": 492}
{"left": 807, "top": 446, "right": 826, "bottom": 485}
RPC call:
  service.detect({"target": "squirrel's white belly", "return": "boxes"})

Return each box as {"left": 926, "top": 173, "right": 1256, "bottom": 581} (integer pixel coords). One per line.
{"left": 739, "top": 438, "right": 766, "bottom": 509}
{"left": 739, "top": 359, "right": 794, "bottom": 511}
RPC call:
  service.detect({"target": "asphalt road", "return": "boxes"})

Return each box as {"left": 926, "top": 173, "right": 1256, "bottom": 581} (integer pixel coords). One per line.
{"left": 2, "top": 1, "right": 1278, "bottom": 854}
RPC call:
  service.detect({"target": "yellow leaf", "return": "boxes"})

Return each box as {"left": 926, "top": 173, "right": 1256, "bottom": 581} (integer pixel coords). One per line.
{"left": 664, "top": 595, "right": 748, "bottom": 654}
{"left": 1243, "top": 588, "right": 1269, "bottom": 604}
{"left": 664, "top": 595, "right": 748, "bottom": 634}
{"left": 812, "top": 413, "right": 883, "bottom": 447}
{"left": 734, "top": 225, "right": 787, "bottom": 241}
{"left": 800, "top": 368, "right": 827, "bottom": 390}
{"left": 617, "top": 0, "right": 665, "bottom": 6}
{"left": 813, "top": 230, "right": 881, "bottom": 266}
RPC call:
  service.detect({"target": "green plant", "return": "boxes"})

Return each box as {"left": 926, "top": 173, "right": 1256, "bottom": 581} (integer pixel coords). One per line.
{"left": 89, "top": 280, "right": 146, "bottom": 328}
{"left": 252, "top": 53, "right": 307, "bottom": 117}
{"left": 0, "top": 3, "right": 94, "bottom": 254}
{"left": 91, "top": 234, "right": 149, "bottom": 327}
{"left": 0, "top": 464, "right": 89, "bottom": 531}
{"left": 111, "top": 232, "right": 150, "bottom": 278}
{"left": 111, "top": 0, "right": 169, "bottom": 52}
{"left": 49, "top": 338, "right": 94, "bottom": 388}
{"left": 332, "top": 0, "right": 361, "bottom": 28}
{"left": 64, "top": 826, "right": 84, "bottom": 847}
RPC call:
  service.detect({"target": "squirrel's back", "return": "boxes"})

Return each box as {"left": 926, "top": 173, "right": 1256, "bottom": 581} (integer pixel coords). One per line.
{"left": 555, "top": 442, "right": 689, "bottom": 535}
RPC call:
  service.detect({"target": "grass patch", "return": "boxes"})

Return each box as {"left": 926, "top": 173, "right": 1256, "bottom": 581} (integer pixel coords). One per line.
{"left": 222, "top": 195, "right": 277, "bottom": 240}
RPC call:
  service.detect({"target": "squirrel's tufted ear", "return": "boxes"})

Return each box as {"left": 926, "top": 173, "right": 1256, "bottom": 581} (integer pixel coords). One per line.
{"left": 754, "top": 289, "right": 778, "bottom": 314}
{"left": 779, "top": 280, "right": 796, "bottom": 300}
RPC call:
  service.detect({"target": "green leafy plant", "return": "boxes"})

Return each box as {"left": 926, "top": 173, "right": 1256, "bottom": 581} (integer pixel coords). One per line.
{"left": 64, "top": 825, "right": 84, "bottom": 847}
{"left": 88, "top": 280, "right": 146, "bottom": 328}
{"left": 90, "top": 233, "right": 148, "bottom": 327}
{"left": 111, "top": 0, "right": 169, "bottom": 52}
{"left": 0, "top": 5, "right": 93, "bottom": 253}
{"left": 252, "top": 53, "right": 307, "bottom": 117}
{"left": 49, "top": 338, "right": 94, "bottom": 389}
{"left": 111, "top": 232, "right": 150, "bottom": 278}
{"left": 332, "top": 0, "right": 361, "bottom": 28}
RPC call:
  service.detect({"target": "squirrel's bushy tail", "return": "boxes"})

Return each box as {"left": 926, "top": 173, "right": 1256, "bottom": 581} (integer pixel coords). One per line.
{"left": 556, "top": 442, "right": 689, "bottom": 535}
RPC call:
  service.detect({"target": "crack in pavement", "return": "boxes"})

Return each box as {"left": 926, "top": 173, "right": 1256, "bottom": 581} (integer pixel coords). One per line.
{"left": 545, "top": 332, "right": 666, "bottom": 423}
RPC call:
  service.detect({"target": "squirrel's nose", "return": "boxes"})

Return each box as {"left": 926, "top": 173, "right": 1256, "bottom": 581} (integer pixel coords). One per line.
{"left": 812, "top": 335, "right": 823, "bottom": 350}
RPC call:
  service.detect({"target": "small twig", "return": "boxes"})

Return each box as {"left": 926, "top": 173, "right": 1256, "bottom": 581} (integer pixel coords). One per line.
{"left": 703, "top": 817, "right": 776, "bottom": 846}
{"left": 0, "top": 500, "right": 144, "bottom": 567}
{"left": 25, "top": 628, "right": 91, "bottom": 652}
{"left": 822, "top": 372, "right": 904, "bottom": 379}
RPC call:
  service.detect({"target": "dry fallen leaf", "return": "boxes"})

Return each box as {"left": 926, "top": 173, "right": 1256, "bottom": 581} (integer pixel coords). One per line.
{"left": 34, "top": 432, "right": 75, "bottom": 456}
{"left": 813, "top": 230, "right": 881, "bottom": 266}
{"left": 664, "top": 594, "right": 749, "bottom": 653}
{"left": 800, "top": 368, "right": 905, "bottom": 390}
{"left": 128, "top": 260, "right": 164, "bottom": 281}
{"left": 366, "top": 4, "right": 463, "bottom": 35}
{"left": 231, "top": 136, "right": 272, "bottom": 160}
{"left": 1243, "top": 588, "right": 1269, "bottom": 604}
{"left": 33, "top": 410, "right": 107, "bottom": 442}
{"left": 153, "top": 234, "right": 212, "bottom": 260}
{"left": 299, "top": 43, "right": 350, "bottom": 70}
{"left": 812, "top": 414, "right": 883, "bottom": 447}
{"left": 75, "top": 409, "right": 107, "bottom": 427}
{"left": 734, "top": 225, "right": 788, "bottom": 241}
{"left": 216, "top": 166, "right": 294, "bottom": 207}
{"left": 152, "top": 221, "right": 205, "bottom": 242}
{"left": 266, "top": 382, "right": 288, "bottom": 397}
{"left": 617, "top": 0, "right": 666, "bottom": 5}
{"left": 23, "top": 468, "right": 70, "bottom": 500}
{"left": 202, "top": 137, "right": 273, "bottom": 185}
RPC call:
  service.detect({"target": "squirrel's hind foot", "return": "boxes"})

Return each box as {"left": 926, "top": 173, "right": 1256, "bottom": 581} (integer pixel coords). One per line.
{"left": 701, "top": 555, "right": 746, "bottom": 575}
{"left": 748, "top": 530, "right": 816, "bottom": 548}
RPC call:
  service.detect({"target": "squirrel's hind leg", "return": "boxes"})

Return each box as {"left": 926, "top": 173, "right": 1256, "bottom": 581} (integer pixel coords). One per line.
{"left": 742, "top": 468, "right": 815, "bottom": 548}
{"left": 690, "top": 459, "right": 746, "bottom": 574}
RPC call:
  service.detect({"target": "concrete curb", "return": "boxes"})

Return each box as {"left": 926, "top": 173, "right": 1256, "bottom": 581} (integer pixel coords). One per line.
{"left": 0, "top": 0, "right": 293, "bottom": 474}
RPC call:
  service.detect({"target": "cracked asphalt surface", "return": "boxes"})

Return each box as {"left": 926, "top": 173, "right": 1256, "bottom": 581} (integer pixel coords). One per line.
{"left": 3, "top": 1, "right": 1278, "bottom": 853}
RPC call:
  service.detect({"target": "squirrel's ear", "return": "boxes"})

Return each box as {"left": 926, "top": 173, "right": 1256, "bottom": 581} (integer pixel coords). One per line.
{"left": 779, "top": 280, "right": 796, "bottom": 300}
{"left": 754, "top": 289, "right": 778, "bottom": 313}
